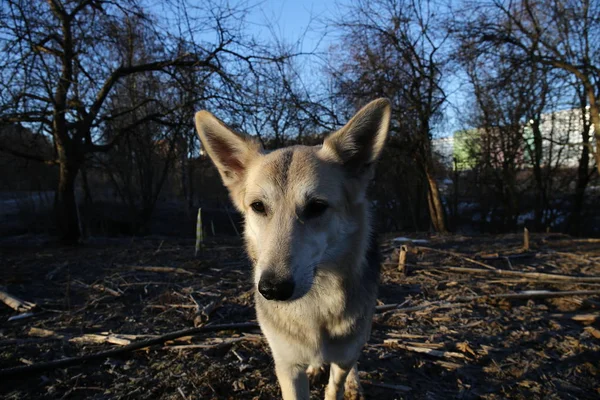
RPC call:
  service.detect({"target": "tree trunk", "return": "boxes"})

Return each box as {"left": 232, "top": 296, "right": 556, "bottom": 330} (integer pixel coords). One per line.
{"left": 587, "top": 101, "right": 600, "bottom": 176}
{"left": 55, "top": 161, "right": 81, "bottom": 244}
{"left": 452, "top": 158, "right": 459, "bottom": 230}
{"left": 569, "top": 142, "right": 590, "bottom": 235}
{"left": 425, "top": 166, "right": 448, "bottom": 233}
{"left": 530, "top": 121, "right": 546, "bottom": 231}
{"left": 569, "top": 99, "right": 593, "bottom": 235}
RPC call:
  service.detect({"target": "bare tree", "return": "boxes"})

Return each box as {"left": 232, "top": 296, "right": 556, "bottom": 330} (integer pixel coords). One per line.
{"left": 453, "top": 0, "right": 599, "bottom": 232}
{"left": 0, "top": 0, "right": 279, "bottom": 243}
{"left": 329, "top": 0, "right": 450, "bottom": 232}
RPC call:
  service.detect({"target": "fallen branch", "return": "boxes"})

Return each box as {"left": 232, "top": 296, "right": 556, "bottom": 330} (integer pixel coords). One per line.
{"left": 68, "top": 333, "right": 148, "bottom": 346}
{"left": 384, "top": 340, "right": 467, "bottom": 359}
{"left": 164, "top": 336, "right": 255, "bottom": 351}
{"left": 429, "top": 266, "right": 600, "bottom": 283}
{"left": 194, "top": 297, "right": 222, "bottom": 327}
{"left": 72, "top": 280, "right": 121, "bottom": 297}
{"left": 415, "top": 246, "right": 496, "bottom": 270}
{"left": 129, "top": 266, "right": 195, "bottom": 275}
{"left": 376, "top": 289, "right": 600, "bottom": 313}
{"left": 0, "top": 322, "right": 259, "bottom": 378}
{"left": 361, "top": 380, "right": 412, "bottom": 392}
{"left": 480, "top": 253, "right": 536, "bottom": 261}
{"left": 0, "top": 289, "right": 36, "bottom": 312}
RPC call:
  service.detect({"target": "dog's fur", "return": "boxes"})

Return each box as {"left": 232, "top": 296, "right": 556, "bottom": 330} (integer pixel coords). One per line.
{"left": 194, "top": 99, "right": 391, "bottom": 400}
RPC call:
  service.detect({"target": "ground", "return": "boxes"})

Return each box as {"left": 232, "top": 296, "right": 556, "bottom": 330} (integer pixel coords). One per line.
{"left": 1, "top": 233, "right": 599, "bottom": 399}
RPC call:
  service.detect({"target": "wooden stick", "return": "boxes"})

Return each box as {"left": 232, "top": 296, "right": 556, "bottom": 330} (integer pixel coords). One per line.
{"left": 72, "top": 280, "right": 121, "bottom": 297}
{"left": 0, "top": 289, "right": 36, "bottom": 312}
{"left": 360, "top": 380, "right": 412, "bottom": 392}
{"left": 129, "top": 266, "right": 195, "bottom": 275}
{"left": 398, "top": 245, "right": 408, "bottom": 274}
{"left": 430, "top": 266, "right": 600, "bottom": 283}
{"left": 164, "top": 337, "right": 251, "bottom": 351}
{"left": 0, "top": 322, "right": 259, "bottom": 378}
{"left": 195, "top": 208, "right": 203, "bottom": 257}
{"left": 376, "top": 289, "right": 600, "bottom": 313}
{"left": 523, "top": 227, "right": 530, "bottom": 250}
{"left": 194, "top": 297, "right": 221, "bottom": 327}
{"left": 415, "top": 246, "right": 496, "bottom": 270}
{"left": 384, "top": 340, "right": 467, "bottom": 359}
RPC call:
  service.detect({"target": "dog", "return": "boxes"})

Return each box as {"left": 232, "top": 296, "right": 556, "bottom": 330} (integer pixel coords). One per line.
{"left": 194, "top": 98, "right": 391, "bottom": 400}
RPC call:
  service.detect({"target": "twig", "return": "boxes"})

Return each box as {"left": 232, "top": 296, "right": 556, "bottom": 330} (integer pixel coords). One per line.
{"left": 129, "top": 266, "right": 195, "bottom": 275}
{"left": 0, "top": 322, "right": 259, "bottom": 378}
{"left": 384, "top": 340, "right": 467, "bottom": 359}
{"left": 69, "top": 333, "right": 138, "bottom": 346}
{"left": 177, "top": 387, "right": 188, "bottom": 400}
{"left": 72, "top": 280, "right": 121, "bottom": 297}
{"left": 480, "top": 253, "right": 536, "bottom": 261}
{"left": 360, "top": 380, "right": 412, "bottom": 392}
{"left": 194, "top": 297, "right": 222, "bottom": 327}
{"left": 415, "top": 246, "right": 496, "bottom": 270}
{"left": 147, "top": 304, "right": 198, "bottom": 309}
{"left": 45, "top": 263, "right": 66, "bottom": 280}
{"left": 154, "top": 240, "right": 165, "bottom": 255}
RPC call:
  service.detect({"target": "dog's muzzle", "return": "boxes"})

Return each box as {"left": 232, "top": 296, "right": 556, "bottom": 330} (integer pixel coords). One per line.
{"left": 258, "top": 271, "right": 295, "bottom": 301}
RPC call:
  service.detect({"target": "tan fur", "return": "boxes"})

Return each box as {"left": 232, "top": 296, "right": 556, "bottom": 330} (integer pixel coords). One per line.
{"left": 194, "top": 99, "right": 391, "bottom": 399}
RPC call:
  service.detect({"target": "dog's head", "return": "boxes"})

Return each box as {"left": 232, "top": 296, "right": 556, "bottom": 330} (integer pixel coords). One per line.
{"left": 195, "top": 99, "right": 390, "bottom": 301}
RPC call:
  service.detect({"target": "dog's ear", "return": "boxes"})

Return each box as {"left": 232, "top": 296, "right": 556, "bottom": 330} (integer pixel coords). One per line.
{"left": 195, "top": 111, "right": 261, "bottom": 204}
{"left": 322, "top": 98, "right": 391, "bottom": 173}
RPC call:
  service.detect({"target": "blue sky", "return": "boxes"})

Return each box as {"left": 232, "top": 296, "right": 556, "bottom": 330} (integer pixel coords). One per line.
{"left": 245, "top": 0, "right": 338, "bottom": 52}
{"left": 242, "top": 0, "right": 464, "bottom": 137}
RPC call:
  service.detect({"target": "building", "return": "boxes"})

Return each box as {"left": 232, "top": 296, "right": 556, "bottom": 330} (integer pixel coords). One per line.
{"left": 433, "top": 107, "right": 597, "bottom": 170}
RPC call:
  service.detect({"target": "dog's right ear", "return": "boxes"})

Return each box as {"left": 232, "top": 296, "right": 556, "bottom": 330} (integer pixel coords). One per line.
{"left": 321, "top": 98, "right": 391, "bottom": 175}
{"left": 194, "top": 111, "right": 261, "bottom": 205}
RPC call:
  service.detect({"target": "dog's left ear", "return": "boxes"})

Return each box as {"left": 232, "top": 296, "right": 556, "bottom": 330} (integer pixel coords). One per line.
{"left": 322, "top": 98, "right": 391, "bottom": 173}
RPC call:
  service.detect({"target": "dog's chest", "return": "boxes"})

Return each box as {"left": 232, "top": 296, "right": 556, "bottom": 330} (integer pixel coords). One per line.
{"left": 255, "top": 279, "right": 365, "bottom": 364}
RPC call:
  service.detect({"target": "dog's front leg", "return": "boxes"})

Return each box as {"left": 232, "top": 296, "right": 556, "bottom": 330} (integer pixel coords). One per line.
{"left": 275, "top": 361, "right": 310, "bottom": 400}
{"left": 324, "top": 363, "right": 353, "bottom": 400}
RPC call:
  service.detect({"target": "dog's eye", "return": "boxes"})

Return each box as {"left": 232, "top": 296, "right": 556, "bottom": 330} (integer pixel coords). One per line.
{"left": 305, "top": 200, "right": 329, "bottom": 219}
{"left": 250, "top": 201, "right": 266, "bottom": 215}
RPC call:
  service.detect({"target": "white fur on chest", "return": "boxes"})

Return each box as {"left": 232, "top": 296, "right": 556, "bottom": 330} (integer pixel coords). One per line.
{"left": 256, "top": 269, "right": 367, "bottom": 367}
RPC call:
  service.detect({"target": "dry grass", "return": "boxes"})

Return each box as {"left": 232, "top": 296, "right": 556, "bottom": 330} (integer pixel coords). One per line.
{"left": 1, "top": 233, "right": 599, "bottom": 399}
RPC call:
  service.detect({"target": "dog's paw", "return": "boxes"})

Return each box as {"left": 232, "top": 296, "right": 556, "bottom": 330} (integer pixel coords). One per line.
{"left": 344, "top": 372, "right": 365, "bottom": 400}
{"left": 306, "top": 365, "right": 327, "bottom": 384}
{"left": 343, "top": 389, "right": 365, "bottom": 400}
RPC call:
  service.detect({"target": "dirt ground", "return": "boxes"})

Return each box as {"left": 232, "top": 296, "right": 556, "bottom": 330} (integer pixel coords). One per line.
{"left": 1, "top": 233, "right": 599, "bottom": 399}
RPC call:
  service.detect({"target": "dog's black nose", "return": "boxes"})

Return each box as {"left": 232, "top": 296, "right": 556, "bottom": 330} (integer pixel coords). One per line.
{"left": 258, "top": 272, "right": 295, "bottom": 301}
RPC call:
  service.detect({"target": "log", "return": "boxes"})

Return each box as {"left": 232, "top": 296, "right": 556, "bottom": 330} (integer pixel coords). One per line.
{"left": 0, "top": 322, "right": 259, "bottom": 378}
{"left": 0, "top": 289, "right": 36, "bottom": 312}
